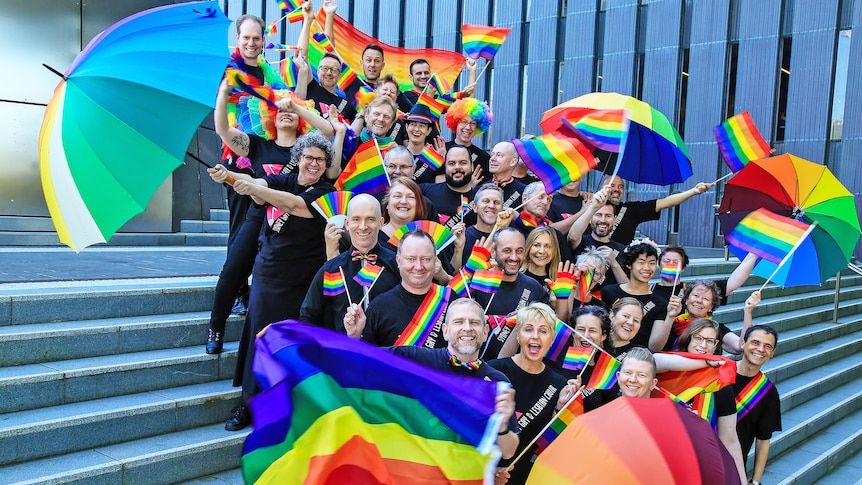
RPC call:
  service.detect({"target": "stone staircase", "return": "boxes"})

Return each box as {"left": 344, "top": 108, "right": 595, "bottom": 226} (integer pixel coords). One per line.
{"left": 0, "top": 258, "right": 860, "bottom": 483}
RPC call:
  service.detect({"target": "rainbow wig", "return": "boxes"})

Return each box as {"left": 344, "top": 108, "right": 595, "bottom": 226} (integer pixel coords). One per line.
{"left": 238, "top": 89, "right": 316, "bottom": 140}
{"left": 445, "top": 98, "right": 493, "bottom": 135}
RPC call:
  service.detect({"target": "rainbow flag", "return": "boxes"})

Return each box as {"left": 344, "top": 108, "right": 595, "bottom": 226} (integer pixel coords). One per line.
{"left": 388, "top": 220, "right": 456, "bottom": 254}
{"left": 735, "top": 372, "right": 773, "bottom": 420}
{"left": 428, "top": 74, "right": 451, "bottom": 94}
{"left": 692, "top": 392, "right": 717, "bottom": 430}
{"left": 714, "top": 111, "right": 772, "bottom": 172}
{"left": 310, "top": 10, "right": 466, "bottom": 93}
{"left": 660, "top": 262, "right": 682, "bottom": 282}
{"left": 394, "top": 285, "right": 451, "bottom": 346}
{"left": 655, "top": 386, "right": 693, "bottom": 410}
{"left": 243, "top": 322, "right": 500, "bottom": 484}
{"left": 562, "top": 347, "right": 593, "bottom": 372}
{"left": 312, "top": 31, "right": 334, "bottom": 52}
{"left": 561, "top": 109, "right": 630, "bottom": 153}
{"left": 417, "top": 92, "right": 448, "bottom": 120}
{"left": 279, "top": 57, "right": 299, "bottom": 89}
{"left": 336, "top": 64, "right": 358, "bottom": 92}
{"left": 549, "top": 271, "right": 575, "bottom": 300}
{"left": 322, "top": 271, "right": 346, "bottom": 297}
{"left": 335, "top": 139, "right": 390, "bottom": 195}
{"left": 277, "top": 0, "right": 302, "bottom": 13}
{"left": 584, "top": 351, "right": 620, "bottom": 390}
{"left": 512, "top": 133, "right": 598, "bottom": 194}
{"left": 655, "top": 352, "right": 736, "bottom": 402}
{"left": 286, "top": 8, "right": 303, "bottom": 23}
{"left": 354, "top": 85, "right": 376, "bottom": 110}
{"left": 461, "top": 24, "right": 511, "bottom": 61}
{"left": 353, "top": 264, "right": 383, "bottom": 287}
{"left": 447, "top": 271, "right": 470, "bottom": 297}
{"left": 577, "top": 269, "right": 594, "bottom": 305}
{"left": 311, "top": 191, "right": 354, "bottom": 223}
{"left": 265, "top": 20, "right": 278, "bottom": 38}
{"left": 487, "top": 312, "right": 518, "bottom": 335}
{"left": 464, "top": 246, "right": 493, "bottom": 276}
{"left": 458, "top": 195, "right": 470, "bottom": 219}
{"left": 225, "top": 68, "right": 277, "bottom": 108}
{"left": 545, "top": 319, "right": 574, "bottom": 361}
{"left": 470, "top": 269, "right": 504, "bottom": 294}
{"left": 266, "top": 42, "right": 298, "bottom": 52}
{"left": 418, "top": 145, "right": 445, "bottom": 170}
{"left": 725, "top": 208, "right": 810, "bottom": 265}
{"left": 533, "top": 393, "right": 584, "bottom": 454}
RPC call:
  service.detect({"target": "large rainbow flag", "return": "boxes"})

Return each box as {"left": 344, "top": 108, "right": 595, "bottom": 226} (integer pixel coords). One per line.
{"left": 244, "top": 321, "right": 503, "bottom": 484}
{"left": 654, "top": 352, "right": 737, "bottom": 402}
{"left": 725, "top": 208, "right": 810, "bottom": 265}
{"left": 713, "top": 111, "right": 772, "bottom": 172}
{"left": 335, "top": 139, "right": 390, "bottom": 195}
{"left": 512, "top": 133, "right": 598, "bottom": 194}
{"left": 310, "top": 10, "right": 466, "bottom": 93}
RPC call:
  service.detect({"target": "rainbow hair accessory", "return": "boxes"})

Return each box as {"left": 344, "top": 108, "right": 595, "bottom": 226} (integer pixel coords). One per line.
{"left": 445, "top": 98, "right": 493, "bottom": 135}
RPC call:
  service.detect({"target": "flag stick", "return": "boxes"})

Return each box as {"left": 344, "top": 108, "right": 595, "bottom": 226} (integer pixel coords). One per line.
{"left": 711, "top": 172, "right": 733, "bottom": 185}
{"left": 510, "top": 191, "right": 544, "bottom": 213}
{"left": 578, "top": 348, "right": 598, "bottom": 379}
{"left": 758, "top": 221, "right": 819, "bottom": 292}
{"left": 506, "top": 390, "right": 584, "bottom": 470}
{"left": 484, "top": 293, "right": 496, "bottom": 314}
{"left": 670, "top": 262, "right": 681, "bottom": 296}
{"left": 372, "top": 139, "right": 391, "bottom": 187}
{"left": 460, "top": 269, "right": 472, "bottom": 298}
{"left": 474, "top": 59, "right": 492, "bottom": 84}
{"left": 339, "top": 266, "right": 353, "bottom": 306}
{"left": 357, "top": 268, "right": 384, "bottom": 308}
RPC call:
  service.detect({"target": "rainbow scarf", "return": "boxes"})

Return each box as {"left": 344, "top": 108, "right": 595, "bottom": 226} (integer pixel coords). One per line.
{"left": 672, "top": 312, "right": 712, "bottom": 339}
{"left": 735, "top": 372, "right": 773, "bottom": 420}
{"left": 519, "top": 211, "right": 550, "bottom": 229}
{"left": 394, "top": 285, "right": 451, "bottom": 346}
{"left": 691, "top": 393, "right": 717, "bottom": 431}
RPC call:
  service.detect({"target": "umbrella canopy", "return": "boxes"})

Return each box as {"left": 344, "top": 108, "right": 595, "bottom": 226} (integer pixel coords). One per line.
{"left": 540, "top": 92, "right": 692, "bottom": 186}
{"left": 39, "top": 2, "right": 230, "bottom": 251}
{"left": 718, "top": 154, "right": 860, "bottom": 286}
{"left": 527, "top": 397, "right": 740, "bottom": 485}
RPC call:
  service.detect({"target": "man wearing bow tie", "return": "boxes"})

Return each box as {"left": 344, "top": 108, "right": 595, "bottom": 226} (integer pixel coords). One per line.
{"left": 300, "top": 194, "right": 400, "bottom": 331}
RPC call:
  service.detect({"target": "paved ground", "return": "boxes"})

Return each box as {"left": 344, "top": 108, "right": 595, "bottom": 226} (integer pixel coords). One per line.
{"left": 0, "top": 246, "right": 226, "bottom": 283}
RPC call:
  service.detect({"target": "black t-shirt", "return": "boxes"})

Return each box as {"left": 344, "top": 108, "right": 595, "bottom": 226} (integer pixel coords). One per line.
{"left": 573, "top": 233, "right": 626, "bottom": 290}
{"left": 733, "top": 373, "right": 781, "bottom": 457}
{"left": 547, "top": 193, "right": 585, "bottom": 223}
{"left": 462, "top": 226, "right": 490, "bottom": 264}
{"left": 600, "top": 285, "right": 668, "bottom": 347}
{"left": 476, "top": 275, "right": 549, "bottom": 360}
{"left": 306, "top": 79, "right": 357, "bottom": 122}
{"left": 610, "top": 200, "right": 660, "bottom": 245}
{"left": 443, "top": 141, "right": 491, "bottom": 185}
{"left": 555, "top": 360, "right": 618, "bottom": 412}
{"left": 254, "top": 174, "right": 334, "bottom": 281}
{"left": 241, "top": 136, "right": 296, "bottom": 222}
{"left": 299, "top": 244, "right": 401, "bottom": 332}
{"left": 362, "top": 285, "right": 449, "bottom": 348}
{"left": 419, "top": 182, "right": 477, "bottom": 218}
{"left": 496, "top": 179, "right": 526, "bottom": 210}
{"left": 487, "top": 357, "right": 567, "bottom": 485}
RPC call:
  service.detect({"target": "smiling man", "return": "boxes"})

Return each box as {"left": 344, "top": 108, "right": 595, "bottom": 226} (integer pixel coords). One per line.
{"left": 420, "top": 146, "right": 477, "bottom": 225}
{"left": 568, "top": 188, "right": 628, "bottom": 290}
{"left": 444, "top": 98, "right": 493, "bottom": 184}
{"left": 616, "top": 347, "right": 657, "bottom": 398}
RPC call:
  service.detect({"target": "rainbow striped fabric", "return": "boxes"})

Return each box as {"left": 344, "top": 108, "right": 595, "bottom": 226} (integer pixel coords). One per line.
{"left": 279, "top": 57, "right": 298, "bottom": 89}
{"left": 585, "top": 351, "right": 621, "bottom": 390}
{"left": 243, "top": 322, "right": 501, "bottom": 484}
{"left": 311, "top": 191, "right": 353, "bottom": 223}
{"left": 464, "top": 246, "right": 493, "bottom": 276}
{"left": 428, "top": 73, "right": 451, "bottom": 94}
{"left": 692, "top": 392, "right": 717, "bottom": 430}
{"left": 277, "top": 0, "right": 301, "bottom": 13}
{"left": 655, "top": 352, "right": 736, "bottom": 402}
{"left": 577, "top": 269, "right": 594, "bottom": 305}
{"left": 322, "top": 271, "right": 345, "bottom": 297}
{"left": 418, "top": 145, "right": 444, "bottom": 170}
{"left": 266, "top": 42, "right": 298, "bottom": 52}
{"left": 311, "top": 32, "right": 334, "bottom": 53}
{"left": 725, "top": 208, "right": 810, "bottom": 265}
{"left": 659, "top": 262, "right": 682, "bottom": 282}
{"left": 512, "top": 133, "right": 598, "bottom": 194}
{"left": 461, "top": 24, "right": 512, "bottom": 61}
{"left": 336, "top": 65, "right": 358, "bottom": 93}
{"left": 545, "top": 320, "right": 574, "bottom": 361}
{"left": 458, "top": 195, "right": 470, "bottom": 219}
{"left": 735, "top": 372, "right": 773, "bottom": 420}
{"left": 335, "top": 139, "right": 390, "bottom": 196}
{"left": 533, "top": 393, "right": 584, "bottom": 454}
{"left": 264, "top": 20, "right": 277, "bottom": 38}
{"left": 417, "top": 92, "right": 448, "bottom": 119}
{"left": 286, "top": 8, "right": 303, "bottom": 23}
{"left": 562, "top": 347, "right": 593, "bottom": 372}
{"left": 655, "top": 386, "right": 693, "bottom": 410}
{"left": 387, "top": 220, "right": 456, "bottom": 254}
{"left": 353, "top": 264, "right": 383, "bottom": 287}
{"left": 714, "top": 111, "right": 772, "bottom": 172}
{"left": 549, "top": 271, "right": 575, "bottom": 299}
{"left": 394, "top": 285, "right": 451, "bottom": 346}
{"left": 562, "top": 109, "right": 630, "bottom": 153}
{"left": 469, "top": 269, "right": 504, "bottom": 294}
{"left": 447, "top": 271, "right": 470, "bottom": 297}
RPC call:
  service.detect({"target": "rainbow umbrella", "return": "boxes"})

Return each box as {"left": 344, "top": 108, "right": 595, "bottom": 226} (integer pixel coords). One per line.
{"left": 718, "top": 154, "right": 860, "bottom": 286}
{"left": 39, "top": 2, "right": 230, "bottom": 251}
{"left": 540, "top": 92, "right": 692, "bottom": 186}
{"left": 527, "top": 397, "right": 740, "bottom": 485}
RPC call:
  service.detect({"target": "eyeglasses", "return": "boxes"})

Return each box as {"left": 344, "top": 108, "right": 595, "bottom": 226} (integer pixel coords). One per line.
{"left": 458, "top": 119, "right": 478, "bottom": 128}
{"left": 386, "top": 164, "right": 413, "bottom": 173}
{"left": 318, "top": 66, "right": 340, "bottom": 74}
{"left": 301, "top": 154, "right": 326, "bottom": 165}
{"left": 691, "top": 334, "right": 719, "bottom": 349}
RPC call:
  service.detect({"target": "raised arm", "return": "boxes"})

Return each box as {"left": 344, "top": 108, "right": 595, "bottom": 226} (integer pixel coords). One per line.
{"left": 567, "top": 188, "right": 608, "bottom": 248}
{"left": 281, "top": 97, "right": 334, "bottom": 138}
{"left": 726, "top": 252, "right": 758, "bottom": 295}
{"left": 323, "top": 0, "right": 337, "bottom": 43}
{"left": 326, "top": 105, "right": 347, "bottom": 180}
{"left": 655, "top": 181, "right": 713, "bottom": 211}
{"left": 232, "top": 178, "right": 315, "bottom": 218}
{"left": 214, "top": 79, "right": 251, "bottom": 157}
{"left": 649, "top": 295, "right": 682, "bottom": 352}
{"left": 296, "top": 1, "right": 313, "bottom": 59}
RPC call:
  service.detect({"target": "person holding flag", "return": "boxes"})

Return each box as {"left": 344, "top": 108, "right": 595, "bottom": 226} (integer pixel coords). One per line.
{"left": 567, "top": 187, "right": 629, "bottom": 291}
{"left": 651, "top": 245, "right": 759, "bottom": 307}
{"left": 563, "top": 305, "right": 619, "bottom": 411}
{"left": 402, "top": 103, "right": 447, "bottom": 184}
{"left": 486, "top": 303, "right": 579, "bottom": 485}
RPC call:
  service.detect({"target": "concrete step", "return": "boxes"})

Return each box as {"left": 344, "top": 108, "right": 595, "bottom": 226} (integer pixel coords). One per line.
{"left": 180, "top": 220, "right": 230, "bottom": 234}
{"left": 763, "top": 328, "right": 862, "bottom": 384}
{"left": 0, "top": 380, "right": 240, "bottom": 466}
{"left": 760, "top": 391, "right": 862, "bottom": 484}
{"left": 722, "top": 298, "right": 862, "bottom": 342}
{"left": 0, "top": 231, "right": 228, "bottom": 247}
{"left": 209, "top": 209, "right": 230, "bottom": 222}
{"left": 1, "top": 423, "right": 248, "bottom": 485}
{"left": 0, "top": 216, "right": 56, "bottom": 232}
{"left": 0, "top": 312, "right": 243, "bottom": 366}
{"left": 816, "top": 448, "right": 862, "bottom": 484}
{"left": 714, "top": 287, "right": 862, "bottom": 324}
{"left": 0, "top": 278, "right": 219, "bottom": 326}
{"left": 0, "top": 343, "right": 238, "bottom": 414}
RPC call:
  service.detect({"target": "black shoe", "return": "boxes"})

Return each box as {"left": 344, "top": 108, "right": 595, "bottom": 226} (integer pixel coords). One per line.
{"left": 205, "top": 328, "right": 223, "bottom": 355}
{"left": 231, "top": 299, "right": 247, "bottom": 315}
{"left": 225, "top": 404, "right": 250, "bottom": 431}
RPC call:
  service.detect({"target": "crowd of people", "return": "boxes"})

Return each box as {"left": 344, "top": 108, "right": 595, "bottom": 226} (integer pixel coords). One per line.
{"left": 206, "top": 3, "right": 782, "bottom": 484}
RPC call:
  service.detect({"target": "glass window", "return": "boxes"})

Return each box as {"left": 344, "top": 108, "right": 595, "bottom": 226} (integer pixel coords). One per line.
{"left": 830, "top": 29, "right": 851, "bottom": 140}
{"left": 775, "top": 37, "right": 792, "bottom": 142}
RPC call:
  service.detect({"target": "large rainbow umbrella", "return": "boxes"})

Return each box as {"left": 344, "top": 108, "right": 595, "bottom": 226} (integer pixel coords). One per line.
{"left": 540, "top": 92, "right": 692, "bottom": 186}
{"left": 718, "top": 154, "right": 860, "bottom": 286}
{"left": 527, "top": 397, "right": 740, "bottom": 485}
{"left": 39, "top": 2, "right": 230, "bottom": 251}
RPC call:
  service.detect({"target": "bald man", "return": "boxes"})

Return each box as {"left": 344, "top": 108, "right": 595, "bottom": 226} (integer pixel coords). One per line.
{"left": 488, "top": 141, "right": 526, "bottom": 209}
{"left": 300, "top": 194, "right": 401, "bottom": 331}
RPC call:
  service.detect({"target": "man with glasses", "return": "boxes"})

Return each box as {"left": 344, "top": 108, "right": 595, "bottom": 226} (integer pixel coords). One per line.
{"left": 376, "top": 146, "right": 440, "bottom": 221}
{"left": 444, "top": 99, "right": 493, "bottom": 185}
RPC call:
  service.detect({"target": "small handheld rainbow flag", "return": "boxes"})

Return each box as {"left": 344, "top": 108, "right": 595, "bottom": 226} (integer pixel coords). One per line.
{"left": 545, "top": 319, "right": 574, "bottom": 361}
{"left": 533, "top": 393, "right": 584, "bottom": 455}
{"left": 264, "top": 20, "right": 278, "bottom": 37}
{"left": 487, "top": 312, "right": 518, "bottom": 335}
{"left": 562, "top": 347, "right": 593, "bottom": 372}
{"left": 393, "top": 285, "right": 451, "bottom": 346}
{"left": 388, "top": 220, "right": 456, "bottom": 254}
{"left": 322, "top": 271, "right": 346, "bottom": 296}
{"left": 464, "top": 246, "right": 492, "bottom": 276}
{"left": 266, "top": 42, "right": 299, "bottom": 52}
{"left": 354, "top": 85, "right": 376, "bottom": 110}
{"left": 548, "top": 271, "right": 575, "bottom": 299}
{"left": 655, "top": 386, "right": 694, "bottom": 410}
{"left": 337, "top": 64, "right": 358, "bottom": 92}
{"left": 714, "top": 111, "right": 772, "bottom": 172}
{"left": 353, "top": 264, "right": 383, "bottom": 287}
{"left": 725, "top": 208, "right": 810, "bottom": 265}
{"left": 335, "top": 139, "right": 390, "bottom": 196}
{"left": 447, "top": 270, "right": 471, "bottom": 297}
{"left": 417, "top": 145, "right": 444, "bottom": 170}
{"left": 561, "top": 109, "right": 630, "bottom": 153}
{"left": 660, "top": 261, "right": 682, "bottom": 282}
{"left": 279, "top": 57, "right": 299, "bottom": 89}
{"left": 461, "top": 24, "right": 512, "bottom": 61}
{"left": 470, "top": 269, "right": 504, "bottom": 294}
{"left": 311, "top": 191, "right": 354, "bottom": 226}
{"left": 312, "top": 32, "right": 334, "bottom": 53}
{"left": 286, "top": 8, "right": 303, "bottom": 23}
{"left": 585, "top": 351, "right": 621, "bottom": 390}
{"left": 427, "top": 73, "right": 451, "bottom": 94}
{"left": 458, "top": 195, "right": 470, "bottom": 219}
{"left": 577, "top": 269, "right": 595, "bottom": 304}
{"left": 277, "top": 0, "right": 302, "bottom": 14}
{"left": 512, "top": 133, "right": 598, "bottom": 194}
{"left": 416, "top": 92, "right": 448, "bottom": 119}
